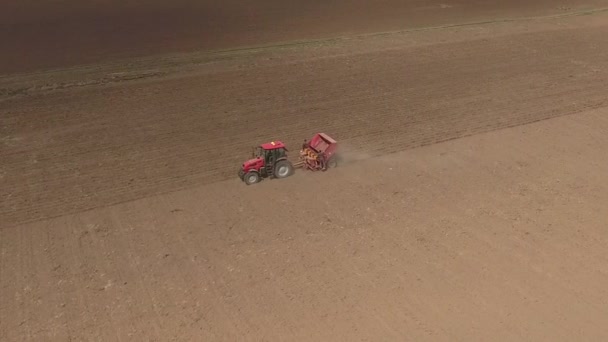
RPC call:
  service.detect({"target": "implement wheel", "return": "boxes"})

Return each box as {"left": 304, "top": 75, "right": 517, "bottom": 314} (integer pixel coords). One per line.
{"left": 327, "top": 156, "right": 338, "bottom": 168}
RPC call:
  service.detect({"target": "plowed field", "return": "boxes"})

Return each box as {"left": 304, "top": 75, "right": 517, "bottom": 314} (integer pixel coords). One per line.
{"left": 2, "top": 0, "right": 607, "bottom": 73}
{"left": 2, "top": 2, "right": 608, "bottom": 340}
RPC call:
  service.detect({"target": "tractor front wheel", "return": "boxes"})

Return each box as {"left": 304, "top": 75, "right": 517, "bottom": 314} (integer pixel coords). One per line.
{"left": 244, "top": 171, "right": 261, "bottom": 185}
{"left": 274, "top": 160, "right": 294, "bottom": 179}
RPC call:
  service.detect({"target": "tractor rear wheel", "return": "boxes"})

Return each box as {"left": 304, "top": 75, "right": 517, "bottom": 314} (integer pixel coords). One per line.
{"left": 244, "top": 171, "right": 260, "bottom": 185}
{"left": 274, "top": 160, "right": 294, "bottom": 179}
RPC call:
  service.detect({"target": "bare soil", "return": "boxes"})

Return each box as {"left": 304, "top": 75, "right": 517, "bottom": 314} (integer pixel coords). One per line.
{"left": 2, "top": 2, "right": 608, "bottom": 340}
{"left": 2, "top": 0, "right": 607, "bottom": 73}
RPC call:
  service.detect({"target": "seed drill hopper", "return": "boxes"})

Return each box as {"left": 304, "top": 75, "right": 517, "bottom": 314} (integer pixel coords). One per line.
{"left": 295, "top": 133, "right": 338, "bottom": 171}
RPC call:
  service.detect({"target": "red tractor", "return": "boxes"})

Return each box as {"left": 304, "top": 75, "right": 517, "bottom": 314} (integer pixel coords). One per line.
{"left": 238, "top": 133, "right": 338, "bottom": 185}
{"left": 238, "top": 141, "right": 295, "bottom": 185}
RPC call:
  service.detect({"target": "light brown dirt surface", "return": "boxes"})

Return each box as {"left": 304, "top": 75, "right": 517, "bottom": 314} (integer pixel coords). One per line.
{"left": 2, "top": 2, "right": 608, "bottom": 341}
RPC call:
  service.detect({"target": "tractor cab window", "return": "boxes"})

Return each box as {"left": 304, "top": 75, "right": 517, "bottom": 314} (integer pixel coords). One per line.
{"left": 276, "top": 148, "right": 287, "bottom": 160}
{"left": 265, "top": 149, "right": 274, "bottom": 163}
{"left": 256, "top": 147, "right": 272, "bottom": 163}
{"left": 254, "top": 146, "right": 264, "bottom": 158}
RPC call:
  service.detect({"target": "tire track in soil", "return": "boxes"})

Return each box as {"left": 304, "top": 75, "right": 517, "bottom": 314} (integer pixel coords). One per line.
{"left": 2, "top": 22, "right": 608, "bottom": 228}
{"left": 108, "top": 208, "right": 166, "bottom": 340}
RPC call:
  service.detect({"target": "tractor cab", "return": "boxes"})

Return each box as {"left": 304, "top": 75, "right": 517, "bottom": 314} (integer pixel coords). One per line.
{"left": 239, "top": 141, "right": 294, "bottom": 185}
{"left": 253, "top": 142, "right": 287, "bottom": 165}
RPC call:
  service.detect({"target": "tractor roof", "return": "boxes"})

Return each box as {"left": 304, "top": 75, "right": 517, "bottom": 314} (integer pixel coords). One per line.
{"left": 260, "top": 141, "right": 286, "bottom": 150}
